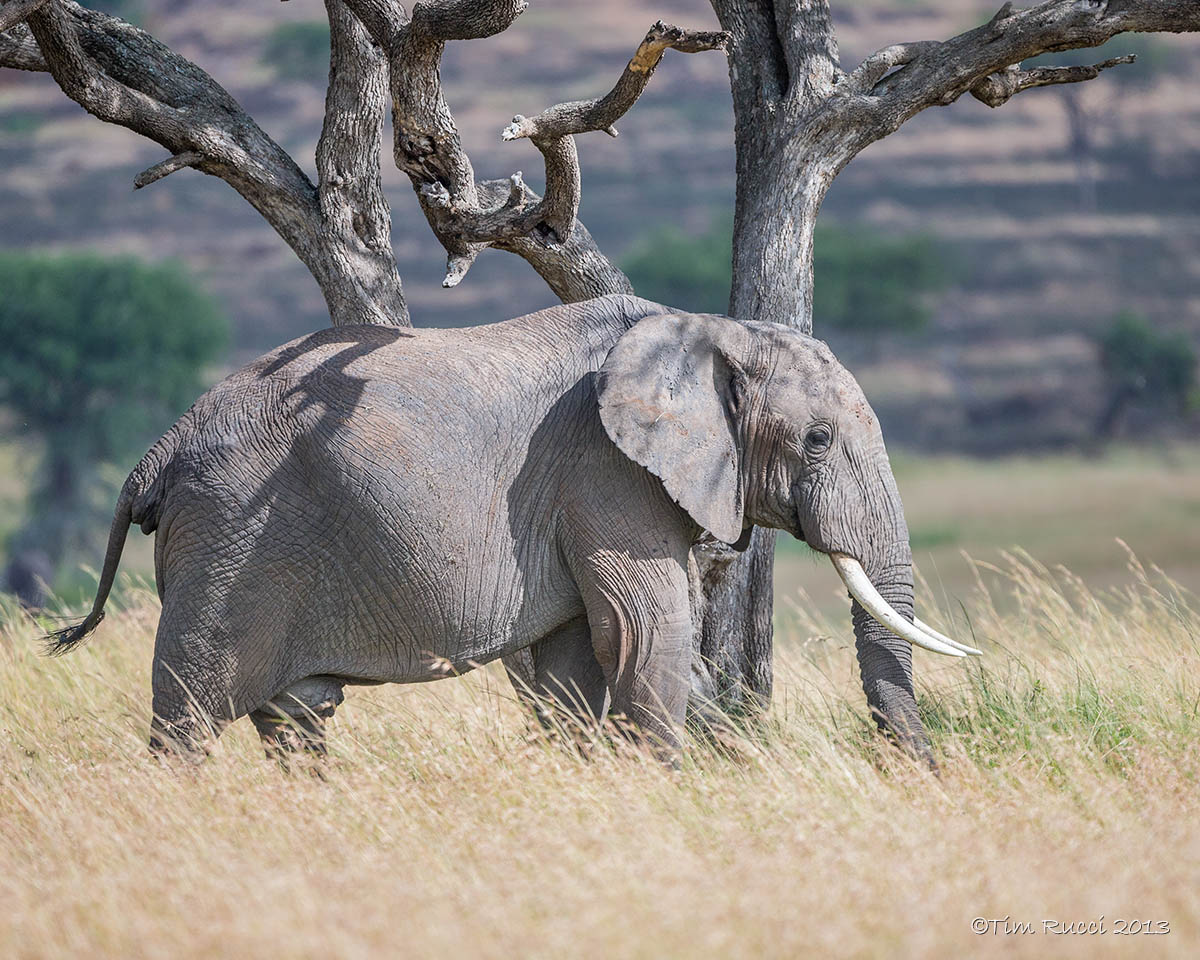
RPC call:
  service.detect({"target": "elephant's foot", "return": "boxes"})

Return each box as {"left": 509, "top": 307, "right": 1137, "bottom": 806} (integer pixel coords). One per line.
{"left": 250, "top": 676, "right": 345, "bottom": 773}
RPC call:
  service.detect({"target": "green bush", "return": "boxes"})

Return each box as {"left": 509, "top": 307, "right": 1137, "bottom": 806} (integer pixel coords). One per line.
{"left": 262, "top": 21, "right": 331, "bottom": 82}
{"left": 622, "top": 216, "right": 947, "bottom": 337}
{"left": 1099, "top": 312, "right": 1196, "bottom": 402}
{"left": 622, "top": 222, "right": 733, "bottom": 315}
{"left": 1095, "top": 311, "right": 1197, "bottom": 439}
{"left": 813, "top": 228, "right": 945, "bottom": 338}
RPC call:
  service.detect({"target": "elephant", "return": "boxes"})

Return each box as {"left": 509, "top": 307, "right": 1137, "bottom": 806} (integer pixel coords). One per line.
{"left": 47, "top": 293, "right": 977, "bottom": 765}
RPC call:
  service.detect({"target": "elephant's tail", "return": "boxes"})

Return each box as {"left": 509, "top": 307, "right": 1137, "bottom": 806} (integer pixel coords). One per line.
{"left": 42, "top": 436, "right": 174, "bottom": 657}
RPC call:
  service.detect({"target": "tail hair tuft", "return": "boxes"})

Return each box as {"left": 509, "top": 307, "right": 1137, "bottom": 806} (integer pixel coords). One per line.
{"left": 42, "top": 611, "right": 105, "bottom": 657}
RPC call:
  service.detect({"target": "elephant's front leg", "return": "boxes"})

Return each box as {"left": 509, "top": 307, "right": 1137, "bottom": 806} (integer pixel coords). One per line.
{"left": 570, "top": 544, "right": 693, "bottom": 762}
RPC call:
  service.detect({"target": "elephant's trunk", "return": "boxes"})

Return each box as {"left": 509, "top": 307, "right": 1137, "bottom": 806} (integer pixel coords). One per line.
{"left": 847, "top": 543, "right": 933, "bottom": 765}
{"left": 826, "top": 453, "right": 938, "bottom": 765}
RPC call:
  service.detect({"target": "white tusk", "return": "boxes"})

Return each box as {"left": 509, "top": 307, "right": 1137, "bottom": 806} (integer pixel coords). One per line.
{"left": 828, "top": 553, "right": 967, "bottom": 658}
{"left": 913, "top": 616, "right": 982, "bottom": 656}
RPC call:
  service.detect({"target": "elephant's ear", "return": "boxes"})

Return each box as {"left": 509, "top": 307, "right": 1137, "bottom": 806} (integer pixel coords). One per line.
{"left": 596, "top": 313, "right": 748, "bottom": 545}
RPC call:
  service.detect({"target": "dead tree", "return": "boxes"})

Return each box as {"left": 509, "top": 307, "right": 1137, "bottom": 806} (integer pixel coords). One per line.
{"left": 3, "top": 0, "right": 1197, "bottom": 723}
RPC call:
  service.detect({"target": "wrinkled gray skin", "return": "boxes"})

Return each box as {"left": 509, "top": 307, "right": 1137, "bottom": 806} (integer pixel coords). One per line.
{"left": 52, "top": 295, "right": 929, "bottom": 762}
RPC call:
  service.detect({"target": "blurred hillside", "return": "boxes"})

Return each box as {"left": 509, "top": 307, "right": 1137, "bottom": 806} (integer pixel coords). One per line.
{"left": 1, "top": 0, "right": 1198, "bottom": 452}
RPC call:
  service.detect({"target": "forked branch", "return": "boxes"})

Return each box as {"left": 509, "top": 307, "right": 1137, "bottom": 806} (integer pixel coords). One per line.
{"left": 969, "top": 55, "right": 1137, "bottom": 108}
{"left": 407, "top": 18, "right": 729, "bottom": 289}
{"left": 841, "top": 0, "right": 1200, "bottom": 142}
{"left": 456, "top": 22, "right": 731, "bottom": 255}
{"left": 344, "top": 1, "right": 731, "bottom": 296}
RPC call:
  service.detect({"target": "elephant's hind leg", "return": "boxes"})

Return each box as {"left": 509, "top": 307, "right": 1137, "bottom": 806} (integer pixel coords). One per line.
{"left": 507, "top": 617, "right": 611, "bottom": 741}
{"left": 148, "top": 610, "right": 243, "bottom": 761}
{"left": 250, "top": 676, "right": 345, "bottom": 770}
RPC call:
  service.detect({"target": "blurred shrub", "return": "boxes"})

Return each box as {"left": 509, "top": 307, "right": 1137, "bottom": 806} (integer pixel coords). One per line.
{"left": 1095, "top": 311, "right": 1197, "bottom": 439}
{"left": 0, "top": 253, "right": 227, "bottom": 603}
{"left": 814, "top": 228, "right": 946, "bottom": 339}
{"left": 622, "top": 222, "right": 733, "bottom": 315}
{"left": 622, "top": 217, "right": 947, "bottom": 340}
{"left": 263, "top": 21, "right": 331, "bottom": 82}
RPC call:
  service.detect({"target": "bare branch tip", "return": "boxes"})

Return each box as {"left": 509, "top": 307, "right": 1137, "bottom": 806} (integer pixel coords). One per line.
{"left": 443, "top": 253, "right": 476, "bottom": 288}
{"left": 505, "top": 171, "right": 525, "bottom": 206}
{"left": 132, "top": 150, "right": 204, "bottom": 190}
{"left": 1101, "top": 54, "right": 1137, "bottom": 69}
{"left": 502, "top": 114, "right": 532, "bottom": 142}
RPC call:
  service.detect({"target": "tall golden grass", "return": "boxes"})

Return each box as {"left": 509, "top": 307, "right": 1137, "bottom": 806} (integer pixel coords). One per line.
{"left": 2, "top": 549, "right": 1198, "bottom": 958}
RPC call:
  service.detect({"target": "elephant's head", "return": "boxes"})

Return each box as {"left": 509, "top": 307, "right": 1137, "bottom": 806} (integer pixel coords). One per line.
{"left": 596, "top": 312, "right": 978, "bottom": 761}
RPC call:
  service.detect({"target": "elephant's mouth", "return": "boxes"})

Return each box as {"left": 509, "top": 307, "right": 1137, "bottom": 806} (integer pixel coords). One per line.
{"left": 791, "top": 504, "right": 806, "bottom": 543}
{"left": 789, "top": 506, "right": 979, "bottom": 658}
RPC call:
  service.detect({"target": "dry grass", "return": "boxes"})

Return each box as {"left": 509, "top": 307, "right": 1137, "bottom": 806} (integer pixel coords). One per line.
{"left": 2, "top": 550, "right": 1199, "bottom": 959}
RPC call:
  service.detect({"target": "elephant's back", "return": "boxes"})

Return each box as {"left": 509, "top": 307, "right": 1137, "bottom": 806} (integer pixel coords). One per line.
{"left": 186, "top": 293, "right": 674, "bottom": 448}
{"left": 154, "top": 295, "right": 680, "bottom": 534}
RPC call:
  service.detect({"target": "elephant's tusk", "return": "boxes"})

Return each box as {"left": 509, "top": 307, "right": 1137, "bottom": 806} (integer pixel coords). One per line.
{"left": 913, "top": 616, "right": 982, "bottom": 656}
{"left": 828, "top": 553, "right": 968, "bottom": 658}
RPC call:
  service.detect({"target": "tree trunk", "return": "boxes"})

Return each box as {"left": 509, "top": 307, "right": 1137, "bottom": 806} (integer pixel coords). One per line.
{"left": 3, "top": 449, "right": 76, "bottom": 607}
{"left": 692, "top": 143, "right": 832, "bottom": 715}
{"left": 689, "top": 0, "right": 846, "bottom": 716}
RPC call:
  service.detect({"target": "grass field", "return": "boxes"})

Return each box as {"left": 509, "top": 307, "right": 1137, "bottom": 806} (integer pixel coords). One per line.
{"left": 2, "top": 445, "right": 1199, "bottom": 957}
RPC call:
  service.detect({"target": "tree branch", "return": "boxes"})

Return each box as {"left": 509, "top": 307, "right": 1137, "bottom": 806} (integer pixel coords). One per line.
{"left": 843, "top": 42, "right": 941, "bottom": 95}
{"left": 969, "top": 54, "right": 1137, "bottom": 108}
{"left": 0, "top": 0, "right": 49, "bottom": 34}
{"left": 372, "top": 12, "right": 728, "bottom": 291}
{"left": 133, "top": 150, "right": 203, "bottom": 190}
{"left": 501, "top": 21, "right": 730, "bottom": 142}
{"left": 843, "top": 0, "right": 1200, "bottom": 137}
{"left": 455, "top": 22, "right": 729, "bottom": 253}
{"left": 408, "top": 0, "right": 527, "bottom": 42}
{"left": 0, "top": 20, "right": 47, "bottom": 70}
{"left": 12, "top": 0, "right": 405, "bottom": 327}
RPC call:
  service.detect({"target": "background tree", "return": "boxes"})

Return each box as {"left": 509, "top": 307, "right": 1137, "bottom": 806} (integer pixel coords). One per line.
{"left": 1094, "top": 310, "right": 1197, "bottom": 440}
{"left": 0, "top": 252, "right": 226, "bottom": 605}
{"left": 1, "top": 0, "right": 1196, "bottom": 741}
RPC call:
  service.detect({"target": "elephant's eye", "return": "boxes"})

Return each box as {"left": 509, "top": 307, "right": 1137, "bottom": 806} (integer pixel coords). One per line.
{"left": 804, "top": 426, "right": 833, "bottom": 454}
